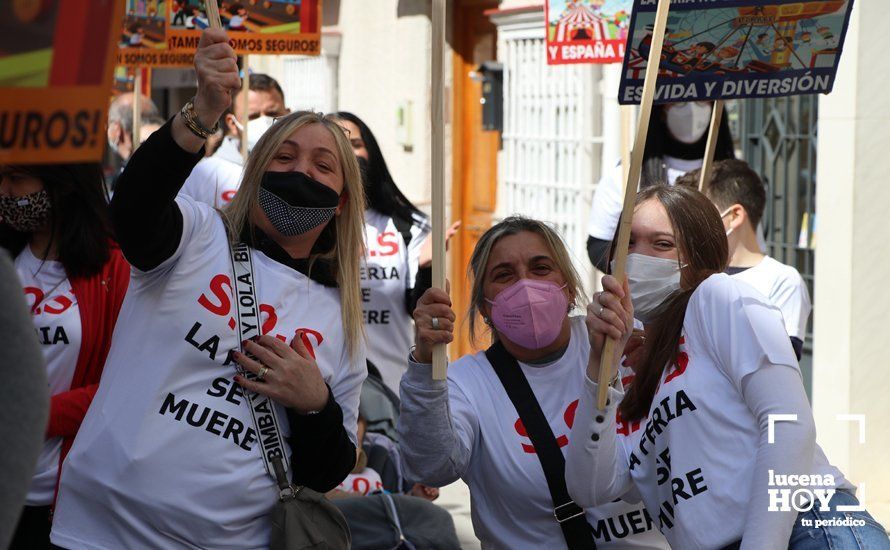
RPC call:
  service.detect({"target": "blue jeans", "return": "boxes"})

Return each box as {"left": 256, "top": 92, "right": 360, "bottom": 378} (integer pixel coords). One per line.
{"left": 789, "top": 490, "right": 890, "bottom": 549}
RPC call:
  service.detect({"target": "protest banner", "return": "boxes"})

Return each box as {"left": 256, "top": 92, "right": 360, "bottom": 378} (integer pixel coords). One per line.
{"left": 431, "top": 0, "right": 447, "bottom": 380}
{"left": 545, "top": 0, "right": 633, "bottom": 65}
{"left": 0, "top": 0, "right": 124, "bottom": 164}
{"left": 618, "top": 0, "right": 854, "bottom": 105}
{"left": 117, "top": 0, "right": 196, "bottom": 68}
{"left": 166, "top": 0, "right": 321, "bottom": 56}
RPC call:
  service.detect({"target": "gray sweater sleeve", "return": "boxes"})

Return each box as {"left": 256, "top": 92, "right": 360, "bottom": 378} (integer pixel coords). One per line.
{"left": 0, "top": 250, "right": 49, "bottom": 548}
{"left": 397, "top": 358, "right": 477, "bottom": 487}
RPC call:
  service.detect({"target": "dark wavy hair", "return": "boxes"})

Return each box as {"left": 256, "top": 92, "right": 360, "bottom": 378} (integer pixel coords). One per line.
{"left": 0, "top": 163, "right": 114, "bottom": 279}
{"left": 613, "top": 185, "right": 728, "bottom": 421}
{"left": 334, "top": 112, "right": 427, "bottom": 226}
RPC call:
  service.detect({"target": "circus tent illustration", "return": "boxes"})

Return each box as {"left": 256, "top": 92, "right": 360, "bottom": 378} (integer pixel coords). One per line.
{"left": 555, "top": 1, "right": 609, "bottom": 42}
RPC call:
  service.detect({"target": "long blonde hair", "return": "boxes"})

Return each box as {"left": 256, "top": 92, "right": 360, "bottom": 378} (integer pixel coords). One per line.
{"left": 221, "top": 111, "right": 366, "bottom": 358}
{"left": 466, "top": 216, "right": 587, "bottom": 347}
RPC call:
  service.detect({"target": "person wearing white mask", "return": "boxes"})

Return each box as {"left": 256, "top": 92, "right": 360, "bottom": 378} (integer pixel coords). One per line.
{"left": 586, "top": 101, "right": 735, "bottom": 272}
{"left": 565, "top": 185, "right": 888, "bottom": 549}
{"left": 179, "top": 73, "right": 289, "bottom": 208}
{"left": 675, "top": 159, "right": 811, "bottom": 360}
{"left": 399, "top": 217, "right": 669, "bottom": 549}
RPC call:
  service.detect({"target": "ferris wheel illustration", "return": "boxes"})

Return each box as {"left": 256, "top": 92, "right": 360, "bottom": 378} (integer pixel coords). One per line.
{"left": 626, "top": 1, "right": 845, "bottom": 79}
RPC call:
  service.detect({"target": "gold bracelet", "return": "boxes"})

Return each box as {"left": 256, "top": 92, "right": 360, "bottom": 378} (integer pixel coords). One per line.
{"left": 179, "top": 98, "right": 219, "bottom": 139}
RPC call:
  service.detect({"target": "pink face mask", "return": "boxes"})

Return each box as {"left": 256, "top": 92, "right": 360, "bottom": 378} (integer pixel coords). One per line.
{"left": 485, "top": 279, "right": 569, "bottom": 350}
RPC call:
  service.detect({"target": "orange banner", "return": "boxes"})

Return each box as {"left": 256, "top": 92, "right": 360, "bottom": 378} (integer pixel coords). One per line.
{"left": 0, "top": 0, "right": 124, "bottom": 164}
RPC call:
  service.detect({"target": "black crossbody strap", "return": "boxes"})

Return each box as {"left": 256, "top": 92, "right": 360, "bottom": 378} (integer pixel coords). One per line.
{"left": 485, "top": 341, "right": 597, "bottom": 549}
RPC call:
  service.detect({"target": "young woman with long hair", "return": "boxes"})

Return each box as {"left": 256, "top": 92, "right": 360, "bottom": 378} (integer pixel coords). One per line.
{"left": 0, "top": 162, "right": 130, "bottom": 548}
{"left": 565, "top": 185, "right": 888, "bottom": 549}
{"left": 50, "top": 29, "right": 367, "bottom": 549}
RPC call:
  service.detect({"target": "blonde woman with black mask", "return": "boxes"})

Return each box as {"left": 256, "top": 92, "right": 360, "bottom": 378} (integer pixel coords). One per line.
{"left": 51, "top": 29, "right": 367, "bottom": 549}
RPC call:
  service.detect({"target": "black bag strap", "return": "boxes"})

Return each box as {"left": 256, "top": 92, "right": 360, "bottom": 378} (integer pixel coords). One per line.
{"left": 485, "top": 341, "right": 597, "bottom": 549}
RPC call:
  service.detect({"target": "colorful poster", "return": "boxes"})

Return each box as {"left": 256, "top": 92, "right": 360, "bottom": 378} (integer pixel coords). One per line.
{"left": 112, "top": 66, "right": 152, "bottom": 96}
{"left": 618, "top": 0, "right": 854, "bottom": 104}
{"left": 0, "top": 0, "right": 124, "bottom": 164}
{"left": 166, "top": 0, "right": 322, "bottom": 56}
{"left": 546, "top": 0, "right": 633, "bottom": 65}
{"left": 118, "top": 0, "right": 195, "bottom": 66}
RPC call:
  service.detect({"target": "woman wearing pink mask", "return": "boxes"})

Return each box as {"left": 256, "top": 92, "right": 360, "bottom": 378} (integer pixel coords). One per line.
{"left": 398, "top": 217, "right": 668, "bottom": 549}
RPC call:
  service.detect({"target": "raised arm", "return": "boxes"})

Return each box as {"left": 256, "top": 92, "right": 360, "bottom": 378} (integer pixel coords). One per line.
{"left": 110, "top": 29, "right": 239, "bottom": 271}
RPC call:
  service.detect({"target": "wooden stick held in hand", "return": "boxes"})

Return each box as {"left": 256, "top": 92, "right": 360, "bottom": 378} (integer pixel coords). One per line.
{"left": 597, "top": 0, "right": 673, "bottom": 409}
{"left": 205, "top": 1, "right": 223, "bottom": 30}
{"left": 431, "top": 0, "right": 447, "bottom": 380}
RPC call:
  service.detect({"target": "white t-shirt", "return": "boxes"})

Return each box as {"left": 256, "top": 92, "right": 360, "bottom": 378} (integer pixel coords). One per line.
{"left": 615, "top": 274, "right": 850, "bottom": 549}
{"left": 445, "top": 316, "right": 667, "bottom": 549}
{"left": 362, "top": 208, "right": 429, "bottom": 393}
{"left": 337, "top": 468, "right": 384, "bottom": 496}
{"left": 587, "top": 156, "right": 702, "bottom": 240}
{"left": 179, "top": 155, "right": 243, "bottom": 209}
{"left": 730, "top": 255, "right": 811, "bottom": 340}
{"left": 52, "top": 195, "right": 366, "bottom": 549}
{"left": 15, "top": 247, "right": 82, "bottom": 506}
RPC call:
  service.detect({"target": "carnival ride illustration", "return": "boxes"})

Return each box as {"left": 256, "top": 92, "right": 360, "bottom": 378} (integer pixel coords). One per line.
{"left": 122, "top": 0, "right": 167, "bottom": 48}
{"left": 626, "top": 1, "right": 845, "bottom": 79}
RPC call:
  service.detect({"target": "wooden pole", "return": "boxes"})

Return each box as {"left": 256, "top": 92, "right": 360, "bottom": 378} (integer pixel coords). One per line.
{"left": 132, "top": 70, "right": 142, "bottom": 152}
{"left": 697, "top": 99, "right": 725, "bottom": 193}
{"left": 619, "top": 105, "right": 633, "bottom": 196}
{"left": 596, "top": 0, "right": 672, "bottom": 409}
{"left": 241, "top": 55, "right": 250, "bottom": 160}
{"left": 431, "top": 0, "right": 447, "bottom": 380}
{"left": 205, "top": 1, "right": 222, "bottom": 29}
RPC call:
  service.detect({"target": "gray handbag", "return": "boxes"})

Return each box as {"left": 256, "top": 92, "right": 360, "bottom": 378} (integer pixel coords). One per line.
{"left": 269, "top": 457, "right": 351, "bottom": 550}
{"left": 230, "top": 242, "right": 351, "bottom": 550}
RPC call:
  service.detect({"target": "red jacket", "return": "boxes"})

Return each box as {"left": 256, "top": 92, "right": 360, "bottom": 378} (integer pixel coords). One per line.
{"left": 44, "top": 245, "right": 130, "bottom": 502}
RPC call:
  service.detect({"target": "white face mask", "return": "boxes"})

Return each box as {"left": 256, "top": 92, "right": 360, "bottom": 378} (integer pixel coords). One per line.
{"left": 665, "top": 102, "right": 712, "bottom": 144}
{"left": 234, "top": 115, "right": 276, "bottom": 152}
{"left": 720, "top": 207, "right": 734, "bottom": 237}
{"left": 614, "top": 253, "right": 684, "bottom": 324}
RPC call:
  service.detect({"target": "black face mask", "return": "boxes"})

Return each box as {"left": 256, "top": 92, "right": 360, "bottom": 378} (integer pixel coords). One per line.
{"left": 258, "top": 171, "right": 341, "bottom": 236}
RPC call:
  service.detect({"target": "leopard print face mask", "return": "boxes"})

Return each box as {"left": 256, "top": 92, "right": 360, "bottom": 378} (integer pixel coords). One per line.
{"left": 0, "top": 189, "right": 51, "bottom": 232}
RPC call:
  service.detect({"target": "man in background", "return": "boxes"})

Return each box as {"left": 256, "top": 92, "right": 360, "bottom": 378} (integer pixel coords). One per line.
{"left": 678, "top": 160, "right": 811, "bottom": 359}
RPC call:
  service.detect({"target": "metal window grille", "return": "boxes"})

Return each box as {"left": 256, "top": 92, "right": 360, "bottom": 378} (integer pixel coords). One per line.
{"left": 740, "top": 96, "right": 818, "bottom": 389}
{"left": 500, "top": 32, "right": 605, "bottom": 294}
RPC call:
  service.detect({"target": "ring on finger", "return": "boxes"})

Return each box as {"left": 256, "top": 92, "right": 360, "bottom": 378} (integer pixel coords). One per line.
{"left": 431, "top": 316, "right": 440, "bottom": 330}
{"left": 597, "top": 304, "right": 605, "bottom": 317}
{"left": 257, "top": 365, "right": 269, "bottom": 381}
